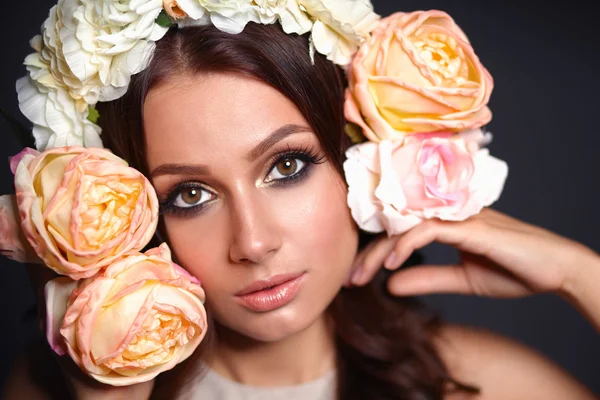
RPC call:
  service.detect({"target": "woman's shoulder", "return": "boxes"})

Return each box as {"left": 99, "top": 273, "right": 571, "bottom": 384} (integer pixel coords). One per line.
{"left": 434, "top": 323, "right": 597, "bottom": 400}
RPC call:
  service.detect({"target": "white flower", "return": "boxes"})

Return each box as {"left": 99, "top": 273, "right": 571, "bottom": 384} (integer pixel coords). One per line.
{"left": 254, "top": 0, "right": 313, "bottom": 33}
{"left": 175, "top": 0, "right": 312, "bottom": 35}
{"left": 278, "top": 0, "right": 313, "bottom": 34}
{"left": 173, "top": 0, "right": 376, "bottom": 64}
{"left": 17, "top": 76, "right": 102, "bottom": 151}
{"left": 25, "top": 0, "right": 167, "bottom": 110}
{"left": 175, "top": 0, "right": 261, "bottom": 34}
{"left": 253, "top": 0, "right": 287, "bottom": 24}
{"left": 298, "top": 0, "right": 380, "bottom": 65}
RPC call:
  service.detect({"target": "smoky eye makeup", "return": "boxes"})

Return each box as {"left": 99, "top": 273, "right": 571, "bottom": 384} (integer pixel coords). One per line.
{"left": 158, "top": 181, "right": 216, "bottom": 218}
{"left": 158, "top": 144, "right": 327, "bottom": 217}
{"left": 263, "top": 144, "right": 326, "bottom": 187}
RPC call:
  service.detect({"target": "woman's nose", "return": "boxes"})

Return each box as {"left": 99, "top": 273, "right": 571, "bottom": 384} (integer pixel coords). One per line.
{"left": 228, "top": 194, "right": 282, "bottom": 265}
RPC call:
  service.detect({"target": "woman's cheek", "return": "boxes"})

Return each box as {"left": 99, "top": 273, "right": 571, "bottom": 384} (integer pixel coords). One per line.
{"left": 161, "top": 216, "right": 224, "bottom": 282}
{"left": 287, "top": 172, "right": 358, "bottom": 282}
{"left": 159, "top": 166, "right": 358, "bottom": 294}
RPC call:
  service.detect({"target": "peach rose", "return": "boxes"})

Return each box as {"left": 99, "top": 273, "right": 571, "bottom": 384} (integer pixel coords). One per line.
{"left": 345, "top": 10, "right": 494, "bottom": 141}
{"left": 45, "top": 244, "right": 208, "bottom": 386}
{"left": 13, "top": 146, "right": 158, "bottom": 279}
{"left": 163, "top": 0, "right": 187, "bottom": 19}
{"left": 343, "top": 130, "right": 508, "bottom": 235}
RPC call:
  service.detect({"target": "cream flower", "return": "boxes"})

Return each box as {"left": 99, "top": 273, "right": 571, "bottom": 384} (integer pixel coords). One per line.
{"left": 175, "top": 0, "right": 313, "bottom": 35}
{"left": 13, "top": 147, "right": 159, "bottom": 279}
{"left": 298, "top": 0, "right": 380, "bottom": 65}
{"left": 278, "top": 0, "right": 313, "bottom": 34}
{"left": 45, "top": 244, "right": 207, "bottom": 385}
{"left": 17, "top": 76, "right": 102, "bottom": 151}
{"left": 24, "top": 0, "right": 167, "bottom": 111}
{"left": 251, "top": 0, "right": 288, "bottom": 24}
{"left": 175, "top": 0, "right": 262, "bottom": 33}
{"left": 252, "top": 0, "right": 312, "bottom": 34}
{"left": 345, "top": 10, "right": 494, "bottom": 141}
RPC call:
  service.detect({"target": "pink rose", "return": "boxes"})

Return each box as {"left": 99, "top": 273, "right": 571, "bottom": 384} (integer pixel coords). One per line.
{"left": 343, "top": 130, "right": 508, "bottom": 235}
{"left": 345, "top": 10, "right": 494, "bottom": 141}
{"left": 45, "top": 244, "right": 208, "bottom": 386}
{"left": 9, "top": 147, "right": 39, "bottom": 175}
{"left": 13, "top": 146, "right": 159, "bottom": 279}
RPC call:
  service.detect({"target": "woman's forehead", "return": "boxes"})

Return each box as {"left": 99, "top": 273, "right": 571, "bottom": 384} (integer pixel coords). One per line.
{"left": 143, "top": 73, "right": 313, "bottom": 167}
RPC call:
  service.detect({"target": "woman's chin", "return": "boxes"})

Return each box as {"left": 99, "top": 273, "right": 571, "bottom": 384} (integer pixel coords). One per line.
{"left": 218, "top": 303, "right": 326, "bottom": 343}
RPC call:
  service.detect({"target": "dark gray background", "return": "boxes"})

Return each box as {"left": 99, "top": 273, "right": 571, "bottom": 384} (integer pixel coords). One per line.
{"left": 0, "top": 0, "right": 598, "bottom": 394}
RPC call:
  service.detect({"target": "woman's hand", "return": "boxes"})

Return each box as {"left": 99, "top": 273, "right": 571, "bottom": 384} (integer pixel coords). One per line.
{"left": 347, "top": 208, "right": 600, "bottom": 329}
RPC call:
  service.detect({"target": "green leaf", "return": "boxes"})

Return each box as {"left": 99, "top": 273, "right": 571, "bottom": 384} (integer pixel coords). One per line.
{"left": 156, "top": 10, "right": 175, "bottom": 28}
{"left": 0, "top": 108, "right": 35, "bottom": 149}
{"left": 87, "top": 106, "right": 100, "bottom": 124}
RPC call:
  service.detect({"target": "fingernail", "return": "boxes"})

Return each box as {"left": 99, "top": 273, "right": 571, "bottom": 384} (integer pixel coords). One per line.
{"left": 351, "top": 266, "right": 363, "bottom": 285}
{"left": 384, "top": 251, "right": 396, "bottom": 269}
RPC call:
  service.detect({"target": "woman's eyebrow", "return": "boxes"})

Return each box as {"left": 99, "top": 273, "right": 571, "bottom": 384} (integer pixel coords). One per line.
{"left": 246, "top": 124, "right": 311, "bottom": 162}
{"left": 150, "top": 124, "right": 311, "bottom": 178}
{"left": 150, "top": 164, "right": 210, "bottom": 178}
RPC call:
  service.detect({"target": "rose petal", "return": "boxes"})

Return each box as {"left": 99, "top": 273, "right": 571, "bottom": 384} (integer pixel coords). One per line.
{"left": 344, "top": 142, "right": 385, "bottom": 233}
{"left": 343, "top": 130, "right": 508, "bottom": 236}
{"left": 13, "top": 147, "right": 159, "bottom": 279}
{"left": 0, "top": 195, "right": 39, "bottom": 263}
{"left": 45, "top": 277, "right": 78, "bottom": 355}
{"left": 345, "top": 10, "right": 494, "bottom": 140}
{"left": 57, "top": 250, "right": 208, "bottom": 386}
{"left": 9, "top": 148, "right": 40, "bottom": 175}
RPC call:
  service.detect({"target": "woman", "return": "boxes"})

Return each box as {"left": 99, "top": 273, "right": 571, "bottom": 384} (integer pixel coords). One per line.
{"left": 2, "top": 3, "right": 599, "bottom": 400}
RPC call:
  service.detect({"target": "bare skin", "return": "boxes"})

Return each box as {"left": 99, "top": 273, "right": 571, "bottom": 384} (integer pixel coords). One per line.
{"left": 349, "top": 208, "right": 600, "bottom": 332}
{"left": 3, "top": 73, "right": 599, "bottom": 399}
{"left": 144, "top": 73, "right": 357, "bottom": 386}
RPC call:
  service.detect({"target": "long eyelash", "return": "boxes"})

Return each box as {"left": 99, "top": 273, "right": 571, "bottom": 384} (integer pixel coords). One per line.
{"left": 265, "top": 144, "right": 327, "bottom": 187}
{"left": 267, "top": 144, "right": 327, "bottom": 172}
{"left": 159, "top": 145, "right": 327, "bottom": 217}
{"left": 159, "top": 181, "right": 212, "bottom": 217}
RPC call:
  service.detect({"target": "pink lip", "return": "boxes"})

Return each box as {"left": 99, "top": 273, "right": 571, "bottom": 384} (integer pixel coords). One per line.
{"left": 235, "top": 272, "right": 305, "bottom": 312}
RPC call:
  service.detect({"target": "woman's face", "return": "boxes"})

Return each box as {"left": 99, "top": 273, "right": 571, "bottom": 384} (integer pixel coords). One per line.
{"left": 144, "top": 73, "right": 359, "bottom": 342}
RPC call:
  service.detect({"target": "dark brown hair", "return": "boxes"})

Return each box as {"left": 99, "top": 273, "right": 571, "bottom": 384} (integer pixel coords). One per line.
{"left": 97, "top": 22, "right": 477, "bottom": 400}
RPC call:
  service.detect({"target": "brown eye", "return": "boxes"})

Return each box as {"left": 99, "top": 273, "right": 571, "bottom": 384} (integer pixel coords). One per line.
{"left": 181, "top": 188, "right": 201, "bottom": 204}
{"left": 173, "top": 185, "right": 212, "bottom": 208}
{"left": 277, "top": 158, "right": 297, "bottom": 176}
{"left": 266, "top": 157, "right": 306, "bottom": 182}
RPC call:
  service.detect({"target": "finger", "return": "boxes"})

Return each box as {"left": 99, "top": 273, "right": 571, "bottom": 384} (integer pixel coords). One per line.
{"left": 389, "top": 219, "right": 496, "bottom": 270}
{"left": 351, "top": 234, "right": 400, "bottom": 286}
{"left": 387, "top": 264, "right": 533, "bottom": 298}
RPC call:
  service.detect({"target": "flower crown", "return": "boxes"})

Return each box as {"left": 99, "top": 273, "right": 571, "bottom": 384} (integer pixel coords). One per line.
{"left": 18, "top": 0, "right": 380, "bottom": 150}
{"left": 0, "top": 0, "right": 508, "bottom": 387}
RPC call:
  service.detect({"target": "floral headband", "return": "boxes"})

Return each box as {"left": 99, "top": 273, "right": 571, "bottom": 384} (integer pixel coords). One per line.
{"left": 0, "top": 0, "right": 507, "bottom": 387}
